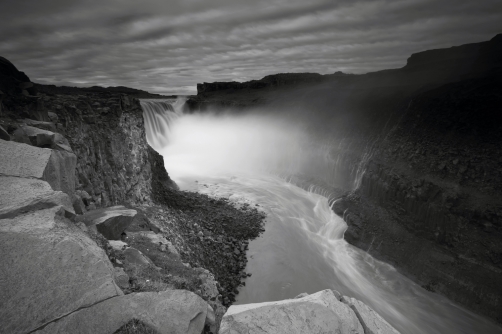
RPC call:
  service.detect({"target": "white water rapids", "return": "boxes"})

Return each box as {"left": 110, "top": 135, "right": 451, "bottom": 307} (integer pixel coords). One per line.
{"left": 141, "top": 99, "right": 502, "bottom": 334}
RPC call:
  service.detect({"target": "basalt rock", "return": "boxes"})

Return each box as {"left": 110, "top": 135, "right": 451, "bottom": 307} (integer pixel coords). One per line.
{"left": 0, "top": 139, "right": 76, "bottom": 198}
{"left": 220, "top": 289, "right": 365, "bottom": 334}
{"left": 34, "top": 290, "right": 208, "bottom": 334}
{"left": 0, "top": 205, "right": 122, "bottom": 333}
{"left": 76, "top": 205, "right": 137, "bottom": 240}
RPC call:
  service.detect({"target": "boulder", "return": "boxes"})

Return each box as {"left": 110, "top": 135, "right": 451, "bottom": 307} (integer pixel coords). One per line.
{"left": 72, "top": 193, "right": 86, "bottom": 214}
{"left": 123, "top": 247, "right": 154, "bottom": 266}
{"left": 219, "top": 289, "right": 364, "bottom": 334}
{"left": 20, "top": 118, "right": 57, "bottom": 132}
{"left": 0, "top": 140, "right": 76, "bottom": 197}
{"left": 128, "top": 231, "right": 179, "bottom": 256}
{"left": 0, "top": 176, "right": 74, "bottom": 219}
{"left": 109, "top": 240, "right": 128, "bottom": 251}
{"left": 34, "top": 290, "right": 208, "bottom": 334}
{"left": 48, "top": 111, "right": 59, "bottom": 123}
{"left": 113, "top": 267, "right": 130, "bottom": 289}
{"left": 76, "top": 205, "right": 137, "bottom": 240}
{"left": 343, "top": 297, "right": 401, "bottom": 334}
{"left": 0, "top": 125, "right": 9, "bottom": 140}
{"left": 0, "top": 206, "right": 122, "bottom": 333}
{"left": 12, "top": 125, "right": 73, "bottom": 152}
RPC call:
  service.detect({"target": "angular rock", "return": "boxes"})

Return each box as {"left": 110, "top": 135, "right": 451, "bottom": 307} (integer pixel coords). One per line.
{"left": 113, "top": 267, "right": 130, "bottom": 289}
{"left": 0, "top": 206, "right": 122, "bottom": 333}
{"left": 0, "top": 176, "right": 74, "bottom": 219}
{"left": 0, "top": 140, "right": 76, "bottom": 197}
{"left": 220, "top": 289, "right": 364, "bottom": 334}
{"left": 48, "top": 111, "right": 59, "bottom": 123}
{"left": 76, "top": 205, "right": 137, "bottom": 240}
{"left": 123, "top": 247, "right": 154, "bottom": 266}
{"left": 34, "top": 290, "right": 208, "bottom": 334}
{"left": 128, "top": 231, "right": 179, "bottom": 256}
{"left": 0, "top": 125, "right": 9, "bottom": 140}
{"left": 72, "top": 193, "right": 86, "bottom": 214}
{"left": 12, "top": 125, "right": 73, "bottom": 152}
{"left": 343, "top": 297, "right": 400, "bottom": 334}
{"left": 109, "top": 240, "right": 128, "bottom": 251}
{"left": 21, "top": 118, "right": 57, "bottom": 132}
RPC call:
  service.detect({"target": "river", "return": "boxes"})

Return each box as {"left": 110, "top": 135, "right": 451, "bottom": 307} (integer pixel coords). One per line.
{"left": 141, "top": 99, "right": 502, "bottom": 334}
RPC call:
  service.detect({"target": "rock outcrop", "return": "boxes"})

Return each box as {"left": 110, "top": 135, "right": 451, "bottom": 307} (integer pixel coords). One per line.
{"left": 34, "top": 290, "right": 208, "bottom": 334}
{"left": 0, "top": 137, "right": 123, "bottom": 333}
{"left": 220, "top": 289, "right": 400, "bottom": 334}
{"left": 0, "top": 139, "right": 76, "bottom": 199}
{"left": 76, "top": 205, "right": 137, "bottom": 240}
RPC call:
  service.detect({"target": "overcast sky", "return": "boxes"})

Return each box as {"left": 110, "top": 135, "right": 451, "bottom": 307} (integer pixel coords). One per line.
{"left": 1, "top": 0, "right": 500, "bottom": 95}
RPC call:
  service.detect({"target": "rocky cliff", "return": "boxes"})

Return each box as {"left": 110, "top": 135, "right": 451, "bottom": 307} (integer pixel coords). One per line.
{"left": 186, "top": 34, "right": 502, "bottom": 323}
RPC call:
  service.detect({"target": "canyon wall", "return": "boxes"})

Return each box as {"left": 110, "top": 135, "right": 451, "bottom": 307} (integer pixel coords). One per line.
{"left": 186, "top": 34, "right": 502, "bottom": 323}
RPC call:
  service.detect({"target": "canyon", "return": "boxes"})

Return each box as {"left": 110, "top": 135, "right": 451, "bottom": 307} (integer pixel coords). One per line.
{"left": 0, "top": 33, "right": 501, "bottom": 334}
{"left": 187, "top": 34, "right": 502, "bottom": 324}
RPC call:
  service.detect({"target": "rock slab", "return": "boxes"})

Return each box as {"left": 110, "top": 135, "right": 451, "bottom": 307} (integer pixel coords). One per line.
{"left": 0, "top": 206, "right": 122, "bottom": 333}
{"left": 219, "top": 289, "right": 364, "bottom": 334}
{"left": 76, "top": 205, "right": 137, "bottom": 240}
{"left": 35, "top": 290, "right": 208, "bottom": 334}
{"left": 0, "top": 139, "right": 76, "bottom": 197}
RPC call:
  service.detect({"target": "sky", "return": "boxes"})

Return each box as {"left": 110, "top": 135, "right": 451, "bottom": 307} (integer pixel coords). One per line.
{"left": 1, "top": 0, "right": 500, "bottom": 95}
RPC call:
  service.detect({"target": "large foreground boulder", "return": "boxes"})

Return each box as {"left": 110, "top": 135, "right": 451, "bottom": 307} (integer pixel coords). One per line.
{"left": 0, "top": 176, "right": 73, "bottom": 219}
{"left": 76, "top": 205, "right": 137, "bottom": 240}
{"left": 219, "top": 289, "right": 364, "bottom": 334}
{"left": 0, "top": 205, "right": 122, "bottom": 333}
{"left": 34, "top": 290, "right": 208, "bottom": 334}
{"left": 0, "top": 139, "right": 76, "bottom": 196}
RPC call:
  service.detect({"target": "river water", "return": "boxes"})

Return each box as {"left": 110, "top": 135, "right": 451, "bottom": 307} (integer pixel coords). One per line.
{"left": 141, "top": 99, "right": 502, "bottom": 334}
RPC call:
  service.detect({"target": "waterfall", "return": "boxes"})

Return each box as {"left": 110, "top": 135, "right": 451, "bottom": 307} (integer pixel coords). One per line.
{"left": 140, "top": 98, "right": 185, "bottom": 150}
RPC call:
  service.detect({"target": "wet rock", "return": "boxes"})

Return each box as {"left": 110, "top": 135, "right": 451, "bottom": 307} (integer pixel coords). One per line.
{"left": 76, "top": 205, "right": 137, "bottom": 240}
{"left": 35, "top": 290, "right": 208, "bottom": 334}
{"left": 0, "top": 206, "right": 121, "bottom": 333}
{"left": 220, "top": 289, "right": 364, "bottom": 334}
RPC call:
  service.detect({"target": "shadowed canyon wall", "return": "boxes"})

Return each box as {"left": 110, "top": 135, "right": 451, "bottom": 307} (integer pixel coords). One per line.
{"left": 186, "top": 34, "right": 502, "bottom": 322}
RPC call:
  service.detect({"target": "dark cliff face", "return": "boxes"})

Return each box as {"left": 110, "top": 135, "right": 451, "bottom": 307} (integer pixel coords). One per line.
{"left": 186, "top": 34, "right": 502, "bottom": 322}
{"left": 0, "top": 67, "right": 178, "bottom": 209}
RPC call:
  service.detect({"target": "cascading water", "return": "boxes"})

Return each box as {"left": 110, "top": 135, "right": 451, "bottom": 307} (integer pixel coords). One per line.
{"left": 140, "top": 98, "right": 185, "bottom": 150}
{"left": 140, "top": 99, "right": 502, "bottom": 334}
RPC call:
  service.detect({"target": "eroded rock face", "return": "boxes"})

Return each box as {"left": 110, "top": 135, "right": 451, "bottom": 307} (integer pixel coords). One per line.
{"left": 220, "top": 289, "right": 364, "bottom": 334}
{"left": 33, "top": 87, "right": 178, "bottom": 208}
{"left": 0, "top": 205, "right": 122, "bottom": 333}
{"left": 34, "top": 290, "right": 208, "bottom": 334}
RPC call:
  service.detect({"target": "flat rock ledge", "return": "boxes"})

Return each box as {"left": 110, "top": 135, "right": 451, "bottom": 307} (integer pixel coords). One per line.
{"left": 34, "top": 290, "right": 208, "bottom": 334}
{"left": 220, "top": 289, "right": 400, "bottom": 334}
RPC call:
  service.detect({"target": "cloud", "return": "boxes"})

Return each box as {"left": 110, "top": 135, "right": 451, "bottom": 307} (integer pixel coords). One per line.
{"left": 0, "top": 0, "right": 500, "bottom": 95}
